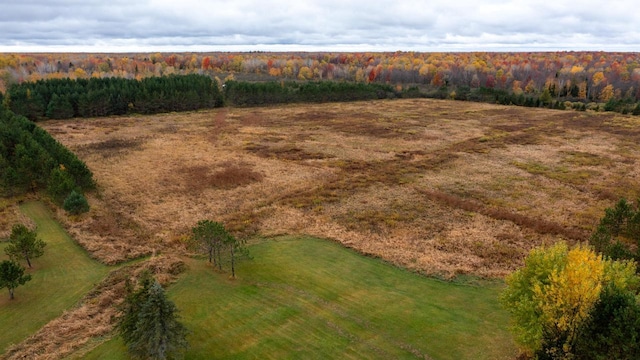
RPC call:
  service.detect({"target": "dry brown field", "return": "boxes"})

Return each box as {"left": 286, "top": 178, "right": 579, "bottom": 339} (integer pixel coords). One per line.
{"left": 40, "top": 98, "right": 640, "bottom": 278}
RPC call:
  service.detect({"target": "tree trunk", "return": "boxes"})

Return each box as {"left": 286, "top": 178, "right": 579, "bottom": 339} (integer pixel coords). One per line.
{"left": 9, "top": 288, "right": 14, "bottom": 300}
{"left": 208, "top": 247, "right": 213, "bottom": 263}
{"left": 26, "top": 256, "right": 32, "bottom": 268}
{"left": 230, "top": 246, "right": 235, "bottom": 278}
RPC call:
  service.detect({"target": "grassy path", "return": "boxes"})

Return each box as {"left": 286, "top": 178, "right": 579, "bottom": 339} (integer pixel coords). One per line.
{"left": 86, "top": 236, "right": 516, "bottom": 360}
{"left": 0, "top": 201, "right": 109, "bottom": 353}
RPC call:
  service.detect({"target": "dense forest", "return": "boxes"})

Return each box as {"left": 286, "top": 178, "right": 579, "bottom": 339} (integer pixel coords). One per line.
{"left": 0, "top": 107, "right": 94, "bottom": 201}
{"left": 1, "top": 52, "right": 639, "bottom": 105}
{"left": 2, "top": 75, "right": 224, "bottom": 120}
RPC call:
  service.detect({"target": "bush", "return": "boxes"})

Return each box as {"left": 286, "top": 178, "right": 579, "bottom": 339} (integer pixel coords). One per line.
{"left": 63, "top": 190, "right": 89, "bottom": 215}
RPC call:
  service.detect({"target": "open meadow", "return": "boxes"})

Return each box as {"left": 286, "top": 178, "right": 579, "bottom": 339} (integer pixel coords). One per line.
{"left": 40, "top": 98, "right": 640, "bottom": 277}
{"left": 3, "top": 98, "right": 640, "bottom": 359}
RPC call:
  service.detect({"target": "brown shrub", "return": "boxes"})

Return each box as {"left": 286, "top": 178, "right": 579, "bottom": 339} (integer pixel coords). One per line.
{"left": 417, "top": 189, "right": 588, "bottom": 241}
{"left": 183, "top": 162, "right": 264, "bottom": 191}
{"left": 79, "top": 138, "right": 145, "bottom": 158}
{"left": 245, "top": 143, "right": 334, "bottom": 160}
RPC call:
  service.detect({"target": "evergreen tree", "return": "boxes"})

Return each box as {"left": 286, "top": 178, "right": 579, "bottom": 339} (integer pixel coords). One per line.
{"left": 47, "top": 166, "right": 76, "bottom": 204}
{"left": 119, "top": 271, "right": 154, "bottom": 347}
{"left": 5, "top": 224, "right": 46, "bottom": 268}
{"left": 123, "top": 279, "right": 189, "bottom": 360}
{"left": 63, "top": 190, "right": 90, "bottom": 215}
{"left": 589, "top": 198, "right": 640, "bottom": 261}
{"left": 573, "top": 285, "right": 640, "bottom": 359}
{"left": 45, "top": 93, "right": 74, "bottom": 119}
{"left": 191, "top": 220, "right": 228, "bottom": 270}
{"left": 0, "top": 260, "right": 31, "bottom": 300}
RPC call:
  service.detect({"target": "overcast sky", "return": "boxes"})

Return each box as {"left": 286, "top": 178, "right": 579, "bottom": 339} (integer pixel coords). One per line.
{"left": 1, "top": 0, "right": 638, "bottom": 52}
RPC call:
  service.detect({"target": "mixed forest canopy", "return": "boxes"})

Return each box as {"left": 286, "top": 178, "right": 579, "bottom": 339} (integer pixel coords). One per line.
{"left": 0, "top": 52, "right": 639, "bottom": 110}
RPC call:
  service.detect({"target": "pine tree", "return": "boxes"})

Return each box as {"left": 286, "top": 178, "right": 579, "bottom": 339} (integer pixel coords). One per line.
{"left": 0, "top": 260, "right": 31, "bottom": 300}
{"left": 47, "top": 166, "right": 76, "bottom": 204}
{"left": 45, "top": 93, "right": 74, "bottom": 119}
{"left": 63, "top": 190, "right": 90, "bottom": 215}
{"left": 6, "top": 224, "right": 46, "bottom": 268}
{"left": 126, "top": 280, "right": 189, "bottom": 360}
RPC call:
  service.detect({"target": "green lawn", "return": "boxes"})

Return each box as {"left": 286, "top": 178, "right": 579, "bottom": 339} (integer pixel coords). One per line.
{"left": 0, "top": 201, "right": 109, "bottom": 353}
{"left": 86, "top": 236, "right": 516, "bottom": 360}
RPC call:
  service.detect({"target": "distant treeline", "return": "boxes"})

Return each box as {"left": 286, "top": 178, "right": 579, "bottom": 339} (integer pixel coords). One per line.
{"left": 223, "top": 80, "right": 395, "bottom": 106}
{"left": 3, "top": 75, "right": 640, "bottom": 122}
{"left": 408, "top": 85, "right": 640, "bottom": 115}
{"left": 0, "top": 107, "right": 94, "bottom": 199}
{"left": 3, "top": 74, "right": 224, "bottom": 121}
{"left": 2, "top": 76, "right": 399, "bottom": 120}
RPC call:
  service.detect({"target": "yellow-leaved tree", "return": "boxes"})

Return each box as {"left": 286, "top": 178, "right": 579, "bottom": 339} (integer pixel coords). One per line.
{"left": 501, "top": 242, "right": 638, "bottom": 358}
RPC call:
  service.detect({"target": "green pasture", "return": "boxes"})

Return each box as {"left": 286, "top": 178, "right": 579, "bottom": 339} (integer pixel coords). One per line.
{"left": 0, "top": 202, "right": 109, "bottom": 353}
{"left": 86, "top": 236, "right": 516, "bottom": 360}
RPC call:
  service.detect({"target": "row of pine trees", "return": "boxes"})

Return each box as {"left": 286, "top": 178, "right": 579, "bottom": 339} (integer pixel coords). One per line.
{"left": 2, "top": 75, "right": 224, "bottom": 121}
{"left": 0, "top": 107, "right": 94, "bottom": 201}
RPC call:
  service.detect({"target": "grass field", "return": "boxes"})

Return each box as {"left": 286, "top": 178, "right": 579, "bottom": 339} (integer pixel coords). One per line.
{"left": 84, "top": 236, "right": 516, "bottom": 360}
{"left": 0, "top": 202, "right": 109, "bottom": 353}
{"left": 40, "top": 99, "right": 640, "bottom": 277}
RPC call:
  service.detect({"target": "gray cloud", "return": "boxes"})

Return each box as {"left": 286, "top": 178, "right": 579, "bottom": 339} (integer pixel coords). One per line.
{"left": 0, "top": 0, "right": 638, "bottom": 52}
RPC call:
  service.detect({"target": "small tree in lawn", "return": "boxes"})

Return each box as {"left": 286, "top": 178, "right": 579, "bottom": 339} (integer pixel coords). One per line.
{"left": 224, "top": 233, "right": 247, "bottom": 279}
{"left": 126, "top": 280, "right": 189, "bottom": 360}
{"left": 5, "top": 224, "right": 46, "bottom": 268}
{"left": 0, "top": 260, "right": 32, "bottom": 300}
{"left": 191, "top": 220, "right": 229, "bottom": 270}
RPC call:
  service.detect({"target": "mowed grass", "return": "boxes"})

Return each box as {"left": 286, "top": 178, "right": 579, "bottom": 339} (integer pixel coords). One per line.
{"left": 85, "top": 236, "right": 516, "bottom": 360}
{"left": 0, "top": 201, "right": 109, "bottom": 353}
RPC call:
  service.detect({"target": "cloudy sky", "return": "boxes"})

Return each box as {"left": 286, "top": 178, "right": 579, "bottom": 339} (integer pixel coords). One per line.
{"left": 1, "top": 0, "right": 638, "bottom": 52}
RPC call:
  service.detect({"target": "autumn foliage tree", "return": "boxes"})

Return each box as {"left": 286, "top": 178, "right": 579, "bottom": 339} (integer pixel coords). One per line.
{"left": 501, "top": 242, "right": 639, "bottom": 359}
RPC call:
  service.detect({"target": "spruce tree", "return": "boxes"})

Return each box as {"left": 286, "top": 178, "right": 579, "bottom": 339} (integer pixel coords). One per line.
{"left": 126, "top": 280, "right": 189, "bottom": 360}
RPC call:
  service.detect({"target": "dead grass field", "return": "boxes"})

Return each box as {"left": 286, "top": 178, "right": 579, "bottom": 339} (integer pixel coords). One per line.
{"left": 39, "top": 99, "right": 640, "bottom": 277}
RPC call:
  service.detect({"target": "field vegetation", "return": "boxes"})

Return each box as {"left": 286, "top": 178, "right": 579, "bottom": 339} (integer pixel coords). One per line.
{"left": 38, "top": 98, "right": 640, "bottom": 278}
